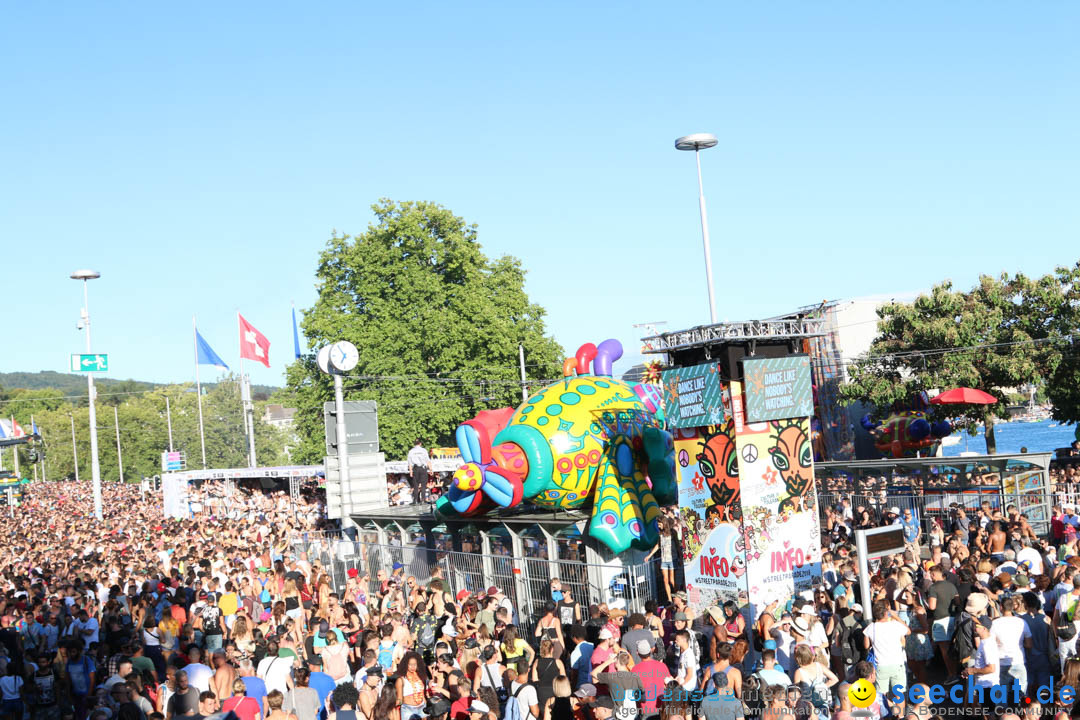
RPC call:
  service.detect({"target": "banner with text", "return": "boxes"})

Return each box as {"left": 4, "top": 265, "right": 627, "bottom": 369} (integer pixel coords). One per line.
{"left": 675, "top": 421, "right": 748, "bottom": 615}
{"left": 661, "top": 363, "right": 728, "bottom": 429}
{"left": 742, "top": 355, "right": 814, "bottom": 423}
{"left": 730, "top": 381, "right": 822, "bottom": 623}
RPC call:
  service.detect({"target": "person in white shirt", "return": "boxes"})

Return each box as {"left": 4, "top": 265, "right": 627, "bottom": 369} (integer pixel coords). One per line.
{"left": 991, "top": 597, "right": 1032, "bottom": 690}
{"left": 257, "top": 642, "right": 294, "bottom": 695}
{"left": 674, "top": 630, "right": 698, "bottom": 692}
{"left": 406, "top": 440, "right": 432, "bottom": 506}
{"left": 964, "top": 616, "right": 999, "bottom": 694}
{"left": 1017, "top": 541, "right": 1045, "bottom": 576}
{"left": 863, "top": 603, "right": 910, "bottom": 701}
{"left": 182, "top": 648, "right": 216, "bottom": 693}
{"left": 511, "top": 670, "right": 540, "bottom": 719}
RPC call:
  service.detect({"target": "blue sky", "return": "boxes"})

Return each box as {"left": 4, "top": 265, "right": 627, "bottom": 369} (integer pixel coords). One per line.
{"left": 2, "top": 2, "right": 1077, "bottom": 388}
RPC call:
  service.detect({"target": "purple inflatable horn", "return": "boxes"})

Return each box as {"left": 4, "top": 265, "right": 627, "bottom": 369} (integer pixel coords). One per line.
{"left": 594, "top": 339, "right": 623, "bottom": 377}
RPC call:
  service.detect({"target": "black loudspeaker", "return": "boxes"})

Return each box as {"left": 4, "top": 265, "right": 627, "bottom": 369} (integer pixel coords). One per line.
{"left": 669, "top": 340, "right": 800, "bottom": 381}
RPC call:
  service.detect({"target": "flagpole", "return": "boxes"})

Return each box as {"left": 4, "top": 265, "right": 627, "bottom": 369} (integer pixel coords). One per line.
{"left": 71, "top": 414, "right": 80, "bottom": 483}
{"left": 238, "top": 311, "right": 255, "bottom": 468}
{"left": 194, "top": 315, "right": 208, "bottom": 469}
{"left": 31, "top": 414, "right": 38, "bottom": 482}
{"left": 11, "top": 417, "right": 19, "bottom": 478}
{"left": 114, "top": 405, "right": 124, "bottom": 484}
{"left": 35, "top": 415, "right": 46, "bottom": 483}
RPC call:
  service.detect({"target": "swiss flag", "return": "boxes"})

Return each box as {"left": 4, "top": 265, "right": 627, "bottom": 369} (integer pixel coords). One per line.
{"left": 238, "top": 314, "right": 271, "bottom": 368}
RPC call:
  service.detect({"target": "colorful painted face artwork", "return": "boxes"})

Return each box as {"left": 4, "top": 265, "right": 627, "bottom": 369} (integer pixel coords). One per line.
{"left": 676, "top": 420, "right": 748, "bottom": 615}
{"left": 732, "top": 379, "right": 822, "bottom": 620}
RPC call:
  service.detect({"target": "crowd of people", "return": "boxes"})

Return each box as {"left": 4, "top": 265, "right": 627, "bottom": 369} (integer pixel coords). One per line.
{"left": 1, "top": 467, "right": 1078, "bottom": 720}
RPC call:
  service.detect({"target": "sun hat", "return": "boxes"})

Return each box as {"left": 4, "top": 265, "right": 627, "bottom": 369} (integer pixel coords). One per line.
{"left": 706, "top": 606, "right": 724, "bottom": 624}
{"left": 673, "top": 612, "right": 689, "bottom": 622}
{"left": 965, "top": 593, "right": 989, "bottom": 614}
{"left": 791, "top": 617, "right": 811, "bottom": 635}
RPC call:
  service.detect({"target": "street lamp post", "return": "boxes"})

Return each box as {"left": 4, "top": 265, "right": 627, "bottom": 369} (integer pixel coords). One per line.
{"left": 675, "top": 133, "right": 719, "bottom": 324}
{"left": 71, "top": 269, "right": 103, "bottom": 522}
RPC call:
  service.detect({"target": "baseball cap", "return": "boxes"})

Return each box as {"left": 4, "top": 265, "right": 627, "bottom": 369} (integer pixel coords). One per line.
{"left": 392, "top": 562, "right": 404, "bottom": 571}
{"left": 763, "top": 639, "right": 777, "bottom": 650}
{"left": 889, "top": 506, "right": 900, "bottom": 515}
{"left": 598, "top": 629, "right": 613, "bottom": 640}
{"left": 456, "top": 589, "right": 471, "bottom": 602}
{"left": 468, "top": 701, "right": 490, "bottom": 714}
{"left": 347, "top": 568, "right": 359, "bottom": 578}
{"left": 594, "top": 697, "right": 615, "bottom": 710}
{"left": 318, "top": 620, "right": 329, "bottom": 638}
{"left": 487, "top": 586, "right": 501, "bottom": 596}
{"left": 978, "top": 615, "right": 993, "bottom": 630}
{"left": 673, "top": 612, "right": 689, "bottom": 621}
{"left": 574, "top": 684, "right": 597, "bottom": 698}
{"left": 636, "top": 639, "right": 652, "bottom": 656}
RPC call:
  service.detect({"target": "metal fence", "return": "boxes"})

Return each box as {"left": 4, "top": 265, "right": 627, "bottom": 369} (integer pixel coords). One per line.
{"left": 291, "top": 534, "right": 659, "bottom": 637}
{"left": 817, "top": 489, "right": 1051, "bottom": 536}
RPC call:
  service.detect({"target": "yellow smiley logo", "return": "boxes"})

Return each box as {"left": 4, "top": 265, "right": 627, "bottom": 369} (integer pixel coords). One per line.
{"left": 848, "top": 679, "right": 877, "bottom": 709}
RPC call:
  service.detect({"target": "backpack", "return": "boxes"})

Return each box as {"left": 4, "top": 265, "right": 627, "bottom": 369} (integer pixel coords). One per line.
{"left": 259, "top": 580, "right": 271, "bottom": 605}
{"left": 378, "top": 640, "right": 398, "bottom": 669}
{"left": 414, "top": 616, "right": 437, "bottom": 649}
{"left": 502, "top": 684, "right": 529, "bottom": 720}
{"left": 838, "top": 615, "right": 866, "bottom": 667}
{"left": 952, "top": 612, "right": 977, "bottom": 663}
{"left": 1057, "top": 596, "right": 1079, "bottom": 641}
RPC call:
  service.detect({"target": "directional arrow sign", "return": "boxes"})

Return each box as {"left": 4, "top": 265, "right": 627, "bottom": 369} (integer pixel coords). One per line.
{"left": 71, "top": 353, "right": 109, "bottom": 372}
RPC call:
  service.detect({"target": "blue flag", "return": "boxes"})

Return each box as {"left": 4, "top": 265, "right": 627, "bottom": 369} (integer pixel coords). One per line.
{"left": 292, "top": 305, "right": 303, "bottom": 360}
{"left": 196, "top": 330, "right": 229, "bottom": 370}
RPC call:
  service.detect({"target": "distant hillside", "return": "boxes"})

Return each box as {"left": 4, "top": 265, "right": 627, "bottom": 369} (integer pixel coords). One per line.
{"left": 0, "top": 371, "right": 278, "bottom": 398}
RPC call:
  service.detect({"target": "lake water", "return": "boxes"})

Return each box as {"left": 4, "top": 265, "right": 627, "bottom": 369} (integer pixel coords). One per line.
{"left": 941, "top": 418, "right": 1079, "bottom": 456}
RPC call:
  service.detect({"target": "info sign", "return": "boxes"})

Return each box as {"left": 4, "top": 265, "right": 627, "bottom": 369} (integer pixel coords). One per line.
{"left": 660, "top": 362, "right": 727, "bottom": 429}
{"left": 742, "top": 355, "right": 813, "bottom": 422}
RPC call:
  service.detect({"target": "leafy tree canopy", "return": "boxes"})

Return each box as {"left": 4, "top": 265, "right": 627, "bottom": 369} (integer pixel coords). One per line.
{"left": 839, "top": 262, "right": 1080, "bottom": 452}
{"left": 284, "top": 199, "right": 565, "bottom": 462}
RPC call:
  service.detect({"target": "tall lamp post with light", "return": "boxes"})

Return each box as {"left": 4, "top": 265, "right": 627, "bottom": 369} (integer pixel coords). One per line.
{"left": 675, "top": 133, "right": 719, "bottom": 324}
{"left": 71, "top": 269, "right": 103, "bottom": 522}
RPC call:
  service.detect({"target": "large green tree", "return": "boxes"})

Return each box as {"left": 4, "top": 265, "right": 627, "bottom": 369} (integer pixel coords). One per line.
{"left": 285, "top": 199, "right": 564, "bottom": 462}
{"left": 839, "top": 271, "right": 1063, "bottom": 453}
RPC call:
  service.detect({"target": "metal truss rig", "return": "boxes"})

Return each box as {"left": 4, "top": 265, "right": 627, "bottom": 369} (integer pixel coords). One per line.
{"left": 641, "top": 317, "right": 827, "bottom": 355}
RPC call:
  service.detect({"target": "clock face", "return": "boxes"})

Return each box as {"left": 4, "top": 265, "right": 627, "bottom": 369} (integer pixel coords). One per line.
{"left": 329, "top": 341, "right": 359, "bottom": 373}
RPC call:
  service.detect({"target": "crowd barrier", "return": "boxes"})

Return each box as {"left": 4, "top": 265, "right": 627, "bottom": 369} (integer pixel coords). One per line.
{"left": 816, "top": 489, "right": 1051, "bottom": 536}
{"left": 291, "top": 534, "right": 660, "bottom": 637}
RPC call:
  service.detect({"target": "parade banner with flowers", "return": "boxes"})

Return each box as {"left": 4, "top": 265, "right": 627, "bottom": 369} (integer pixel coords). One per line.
{"left": 730, "top": 381, "right": 822, "bottom": 621}
{"left": 674, "top": 421, "right": 748, "bottom": 616}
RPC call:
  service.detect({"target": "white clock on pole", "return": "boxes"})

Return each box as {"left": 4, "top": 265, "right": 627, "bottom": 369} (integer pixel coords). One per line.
{"left": 316, "top": 345, "right": 333, "bottom": 374}
{"left": 329, "top": 341, "right": 359, "bottom": 373}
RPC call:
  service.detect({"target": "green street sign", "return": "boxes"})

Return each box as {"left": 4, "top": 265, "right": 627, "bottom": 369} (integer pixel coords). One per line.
{"left": 71, "top": 353, "right": 109, "bottom": 372}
